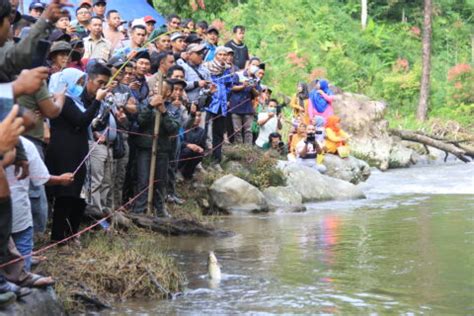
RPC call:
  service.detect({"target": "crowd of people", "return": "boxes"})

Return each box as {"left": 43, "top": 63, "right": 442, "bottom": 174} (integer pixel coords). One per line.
{"left": 0, "top": 0, "right": 351, "bottom": 304}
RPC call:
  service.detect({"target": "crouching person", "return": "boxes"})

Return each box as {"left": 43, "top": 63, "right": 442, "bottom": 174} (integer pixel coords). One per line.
{"left": 178, "top": 111, "right": 206, "bottom": 180}
{"left": 262, "top": 132, "right": 287, "bottom": 158}
{"left": 296, "top": 124, "right": 327, "bottom": 173}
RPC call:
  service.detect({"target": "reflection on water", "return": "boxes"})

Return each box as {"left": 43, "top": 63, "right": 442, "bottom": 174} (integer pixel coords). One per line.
{"left": 106, "top": 164, "right": 474, "bottom": 315}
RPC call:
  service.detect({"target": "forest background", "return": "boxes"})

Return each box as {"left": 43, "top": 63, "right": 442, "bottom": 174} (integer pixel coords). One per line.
{"left": 152, "top": 0, "right": 474, "bottom": 129}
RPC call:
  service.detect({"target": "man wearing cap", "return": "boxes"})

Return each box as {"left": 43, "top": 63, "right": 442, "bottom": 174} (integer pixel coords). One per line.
{"left": 144, "top": 16, "right": 156, "bottom": 36}
{"left": 48, "top": 41, "right": 72, "bottom": 75}
{"left": 170, "top": 32, "right": 187, "bottom": 61}
{"left": 92, "top": 0, "right": 106, "bottom": 19}
{"left": 83, "top": 16, "right": 112, "bottom": 61}
{"left": 130, "top": 51, "right": 151, "bottom": 104}
{"left": 204, "top": 26, "right": 219, "bottom": 62}
{"left": 28, "top": 2, "right": 46, "bottom": 19}
{"left": 180, "top": 43, "right": 212, "bottom": 106}
{"left": 107, "top": 56, "right": 138, "bottom": 210}
{"left": 104, "top": 10, "right": 125, "bottom": 51}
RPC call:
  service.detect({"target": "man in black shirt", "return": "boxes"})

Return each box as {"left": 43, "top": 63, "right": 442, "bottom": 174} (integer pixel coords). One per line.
{"left": 225, "top": 25, "right": 249, "bottom": 70}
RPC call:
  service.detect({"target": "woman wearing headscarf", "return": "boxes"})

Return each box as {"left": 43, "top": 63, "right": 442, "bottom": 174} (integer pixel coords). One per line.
{"left": 46, "top": 68, "right": 103, "bottom": 242}
{"left": 325, "top": 115, "right": 350, "bottom": 155}
{"left": 290, "top": 82, "right": 310, "bottom": 125}
{"left": 308, "top": 79, "right": 335, "bottom": 122}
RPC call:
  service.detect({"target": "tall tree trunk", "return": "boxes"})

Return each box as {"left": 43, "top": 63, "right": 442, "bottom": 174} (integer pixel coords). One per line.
{"left": 361, "top": 0, "right": 368, "bottom": 30}
{"left": 417, "top": 0, "right": 433, "bottom": 121}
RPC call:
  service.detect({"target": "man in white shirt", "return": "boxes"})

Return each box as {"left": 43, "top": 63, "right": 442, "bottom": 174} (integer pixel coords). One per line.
{"left": 5, "top": 138, "right": 73, "bottom": 271}
{"left": 296, "top": 124, "right": 327, "bottom": 173}
{"left": 255, "top": 99, "right": 281, "bottom": 148}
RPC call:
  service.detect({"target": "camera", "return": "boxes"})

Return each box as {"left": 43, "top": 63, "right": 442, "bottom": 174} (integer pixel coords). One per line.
{"left": 247, "top": 79, "right": 257, "bottom": 86}
{"left": 92, "top": 100, "right": 111, "bottom": 131}
{"left": 306, "top": 133, "right": 316, "bottom": 143}
{"left": 278, "top": 141, "right": 284, "bottom": 148}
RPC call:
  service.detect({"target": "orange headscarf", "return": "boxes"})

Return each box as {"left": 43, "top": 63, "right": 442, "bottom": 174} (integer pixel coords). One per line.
{"left": 326, "top": 115, "right": 341, "bottom": 133}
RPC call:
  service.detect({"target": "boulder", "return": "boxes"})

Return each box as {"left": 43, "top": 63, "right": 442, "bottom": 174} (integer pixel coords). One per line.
{"left": 332, "top": 92, "right": 415, "bottom": 170}
{"left": 209, "top": 175, "right": 269, "bottom": 213}
{"left": 1, "top": 288, "right": 65, "bottom": 315}
{"left": 280, "top": 163, "right": 366, "bottom": 202}
{"left": 388, "top": 141, "right": 417, "bottom": 168}
{"left": 322, "top": 154, "right": 371, "bottom": 184}
{"left": 224, "top": 161, "right": 250, "bottom": 177}
{"left": 262, "top": 186, "right": 306, "bottom": 212}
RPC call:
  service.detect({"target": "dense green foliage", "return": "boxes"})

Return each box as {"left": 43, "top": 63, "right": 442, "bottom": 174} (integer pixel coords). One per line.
{"left": 153, "top": 0, "right": 473, "bottom": 127}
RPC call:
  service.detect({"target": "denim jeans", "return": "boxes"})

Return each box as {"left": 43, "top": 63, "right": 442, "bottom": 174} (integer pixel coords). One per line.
{"left": 11, "top": 226, "right": 33, "bottom": 271}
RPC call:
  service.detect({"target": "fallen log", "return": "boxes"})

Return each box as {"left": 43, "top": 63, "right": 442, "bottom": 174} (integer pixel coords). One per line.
{"left": 127, "top": 213, "right": 234, "bottom": 237}
{"left": 390, "top": 129, "right": 473, "bottom": 163}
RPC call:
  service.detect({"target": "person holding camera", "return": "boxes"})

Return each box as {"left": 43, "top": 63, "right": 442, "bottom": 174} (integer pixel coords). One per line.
{"left": 262, "top": 132, "right": 287, "bottom": 158}
{"left": 255, "top": 99, "right": 282, "bottom": 148}
{"left": 296, "top": 124, "right": 327, "bottom": 173}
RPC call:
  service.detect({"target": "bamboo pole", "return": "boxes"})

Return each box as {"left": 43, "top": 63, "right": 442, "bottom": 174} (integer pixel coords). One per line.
{"left": 147, "top": 72, "right": 164, "bottom": 215}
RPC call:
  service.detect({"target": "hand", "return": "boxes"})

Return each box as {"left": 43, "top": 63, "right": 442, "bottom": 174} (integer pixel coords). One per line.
{"left": 268, "top": 112, "right": 275, "bottom": 118}
{"left": 58, "top": 172, "right": 74, "bottom": 186}
{"left": 172, "top": 98, "right": 181, "bottom": 106}
{"left": 107, "top": 80, "right": 118, "bottom": 91}
{"left": 53, "top": 89, "right": 66, "bottom": 109}
{"left": 95, "top": 88, "right": 108, "bottom": 101}
{"left": 125, "top": 97, "right": 137, "bottom": 114}
{"left": 42, "top": 0, "right": 74, "bottom": 23}
{"left": 149, "top": 94, "right": 163, "bottom": 108}
{"left": 198, "top": 80, "right": 207, "bottom": 88}
{"left": 0, "top": 149, "right": 16, "bottom": 168}
{"left": 0, "top": 105, "right": 24, "bottom": 154}
{"left": 15, "top": 160, "right": 29, "bottom": 180}
{"left": 43, "top": 122, "right": 50, "bottom": 144}
{"left": 187, "top": 144, "right": 203, "bottom": 153}
{"left": 66, "top": 25, "right": 76, "bottom": 34}
{"left": 129, "top": 81, "right": 141, "bottom": 90}
{"left": 209, "top": 84, "right": 217, "bottom": 94}
{"left": 127, "top": 50, "right": 138, "bottom": 60}
{"left": 12, "top": 67, "right": 49, "bottom": 97}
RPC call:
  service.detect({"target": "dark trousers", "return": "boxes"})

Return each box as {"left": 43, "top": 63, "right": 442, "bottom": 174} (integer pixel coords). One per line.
{"left": 178, "top": 148, "right": 203, "bottom": 179}
{"left": 225, "top": 115, "right": 234, "bottom": 143}
{"left": 51, "top": 196, "right": 86, "bottom": 242}
{"left": 167, "top": 138, "right": 179, "bottom": 196}
{"left": 123, "top": 137, "right": 138, "bottom": 203}
{"left": 0, "top": 198, "right": 12, "bottom": 264}
{"left": 206, "top": 113, "right": 226, "bottom": 162}
{"left": 133, "top": 148, "right": 168, "bottom": 215}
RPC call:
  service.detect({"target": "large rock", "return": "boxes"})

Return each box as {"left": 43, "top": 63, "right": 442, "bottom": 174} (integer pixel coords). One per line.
{"left": 332, "top": 93, "right": 416, "bottom": 170}
{"left": 209, "top": 175, "right": 269, "bottom": 213}
{"left": 323, "top": 154, "right": 371, "bottom": 184}
{"left": 280, "top": 163, "right": 366, "bottom": 202}
{"left": 388, "top": 141, "right": 417, "bottom": 168}
{"left": 262, "top": 186, "right": 306, "bottom": 212}
{"left": 1, "top": 288, "right": 65, "bottom": 315}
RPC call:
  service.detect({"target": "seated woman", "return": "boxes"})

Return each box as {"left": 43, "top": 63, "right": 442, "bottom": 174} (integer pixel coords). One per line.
{"left": 290, "top": 82, "right": 310, "bottom": 125}
{"left": 296, "top": 124, "right": 327, "bottom": 173}
{"left": 325, "top": 115, "right": 350, "bottom": 156}
{"left": 308, "top": 79, "right": 334, "bottom": 122}
{"left": 288, "top": 121, "right": 307, "bottom": 161}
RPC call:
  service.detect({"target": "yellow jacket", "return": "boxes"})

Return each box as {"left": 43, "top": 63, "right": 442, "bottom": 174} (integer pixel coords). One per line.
{"left": 325, "top": 128, "right": 349, "bottom": 154}
{"left": 290, "top": 95, "right": 310, "bottom": 125}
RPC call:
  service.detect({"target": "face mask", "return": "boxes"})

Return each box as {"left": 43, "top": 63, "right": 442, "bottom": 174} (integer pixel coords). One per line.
{"left": 68, "top": 84, "right": 84, "bottom": 98}
{"left": 249, "top": 65, "right": 259, "bottom": 75}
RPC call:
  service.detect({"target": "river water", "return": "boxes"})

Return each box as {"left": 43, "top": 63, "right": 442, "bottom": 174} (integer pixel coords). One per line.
{"left": 108, "top": 163, "right": 474, "bottom": 315}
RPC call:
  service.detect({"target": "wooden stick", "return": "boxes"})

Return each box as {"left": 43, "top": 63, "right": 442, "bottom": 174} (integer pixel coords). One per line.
{"left": 147, "top": 73, "right": 164, "bottom": 215}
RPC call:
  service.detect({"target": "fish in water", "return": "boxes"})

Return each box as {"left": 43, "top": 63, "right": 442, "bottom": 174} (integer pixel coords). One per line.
{"left": 207, "top": 251, "right": 221, "bottom": 281}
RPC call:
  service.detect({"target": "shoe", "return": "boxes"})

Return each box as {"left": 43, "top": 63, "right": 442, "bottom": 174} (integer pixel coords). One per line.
{"left": 168, "top": 194, "right": 185, "bottom": 205}
{"left": 155, "top": 207, "right": 171, "bottom": 218}
{"left": 0, "top": 291, "right": 16, "bottom": 306}
{"left": 0, "top": 281, "right": 31, "bottom": 298}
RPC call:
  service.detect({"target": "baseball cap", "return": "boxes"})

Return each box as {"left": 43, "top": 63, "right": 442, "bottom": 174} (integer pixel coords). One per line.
{"left": 223, "top": 46, "right": 234, "bottom": 54}
{"left": 29, "top": 2, "right": 46, "bottom": 11}
{"left": 185, "top": 33, "right": 202, "bottom": 44}
{"left": 170, "top": 32, "right": 186, "bottom": 42}
{"left": 93, "top": 0, "right": 106, "bottom": 5}
{"left": 166, "top": 78, "right": 186, "bottom": 88}
{"left": 186, "top": 43, "right": 206, "bottom": 53}
{"left": 206, "top": 26, "right": 219, "bottom": 34}
{"left": 134, "top": 50, "right": 151, "bottom": 61}
{"left": 108, "top": 56, "right": 127, "bottom": 68}
{"left": 143, "top": 16, "right": 156, "bottom": 24}
{"left": 79, "top": 0, "right": 92, "bottom": 8}
{"left": 131, "top": 18, "right": 146, "bottom": 29}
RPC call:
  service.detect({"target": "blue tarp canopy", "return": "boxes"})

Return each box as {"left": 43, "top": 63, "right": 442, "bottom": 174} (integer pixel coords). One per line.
{"left": 22, "top": 0, "right": 165, "bottom": 26}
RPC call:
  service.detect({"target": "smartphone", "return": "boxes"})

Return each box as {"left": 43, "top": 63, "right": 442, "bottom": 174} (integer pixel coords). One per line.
{"left": 30, "top": 40, "right": 51, "bottom": 69}
{"left": 0, "top": 84, "right": 14, "bottom": 121}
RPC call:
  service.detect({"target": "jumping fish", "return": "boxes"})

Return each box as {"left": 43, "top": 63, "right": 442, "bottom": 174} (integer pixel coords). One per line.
{"left": 207, "top": 251, "right": 221, "bottom": 281}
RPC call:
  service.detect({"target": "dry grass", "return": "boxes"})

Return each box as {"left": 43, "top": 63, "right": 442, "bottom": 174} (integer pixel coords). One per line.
{"left": 37, "top": 228, "right": 185, "bottom": 313}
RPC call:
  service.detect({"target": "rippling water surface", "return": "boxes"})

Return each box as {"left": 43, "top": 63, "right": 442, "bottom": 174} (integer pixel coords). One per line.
{"left": 107, "top": 163, "right": 474, "bottom": 315}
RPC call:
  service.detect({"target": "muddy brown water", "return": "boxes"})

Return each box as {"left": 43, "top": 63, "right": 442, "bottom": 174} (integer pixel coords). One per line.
{"left": 104, "top": 163, "right": 474, "bottom": 315}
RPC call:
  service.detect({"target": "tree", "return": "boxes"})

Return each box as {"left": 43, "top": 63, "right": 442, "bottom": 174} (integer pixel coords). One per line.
{"left": 361, "top": 0, "right": 368, "bottom": 29}
{"left": 416, "top": 0, "right": 432, "bottom": 121}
